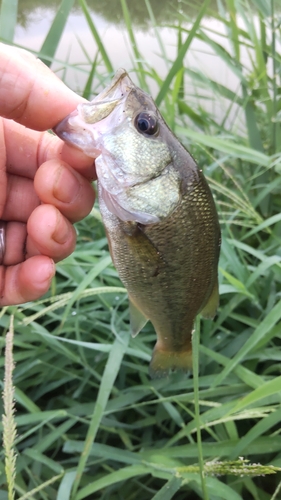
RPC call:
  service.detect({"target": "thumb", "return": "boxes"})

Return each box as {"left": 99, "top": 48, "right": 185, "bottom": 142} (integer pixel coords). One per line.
{"left": 0, "top": 43, "right": 84, "bottom": 131}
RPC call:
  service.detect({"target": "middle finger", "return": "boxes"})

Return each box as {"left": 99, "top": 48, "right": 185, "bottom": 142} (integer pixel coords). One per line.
{"left": 34, "top": 159, "right": 95, "bottom": 223}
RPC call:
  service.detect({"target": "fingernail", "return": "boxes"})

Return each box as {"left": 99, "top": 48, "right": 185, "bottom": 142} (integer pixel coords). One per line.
{"left": 52, "top": 212, "right": 70, "bottom": 244}
{"left": 53, "top": 165, "right": 80, "bottom": 203}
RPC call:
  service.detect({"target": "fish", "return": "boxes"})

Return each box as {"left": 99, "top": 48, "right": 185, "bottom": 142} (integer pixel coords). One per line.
{"left": 53, "top": 69, "right": 221, "bottom": 378}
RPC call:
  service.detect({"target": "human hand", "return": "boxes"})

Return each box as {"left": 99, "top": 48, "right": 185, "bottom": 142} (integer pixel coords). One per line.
{"left": 0, "top": 43, "right": 96, "bottom": 306}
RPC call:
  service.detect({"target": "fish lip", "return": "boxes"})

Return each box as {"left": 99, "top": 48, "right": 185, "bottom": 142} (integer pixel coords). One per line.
{"left": 95, "top": 68, "right": 133, "bottom": 101}
{"left": 53, "top": 113, "right": 102, "bottom": 158}
{"left": 53, "top": 69, "right": 133, "bottom": 155}
{"left": 78, "top": 69, "right": 134, "bottom": 124}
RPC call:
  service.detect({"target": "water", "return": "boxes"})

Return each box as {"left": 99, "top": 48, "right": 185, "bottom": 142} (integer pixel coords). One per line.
{"left": 9, "top": 0, "right": 260, "bottom": 130}
{"left": 13, "top": 1, "right": 233, "bottom": 96}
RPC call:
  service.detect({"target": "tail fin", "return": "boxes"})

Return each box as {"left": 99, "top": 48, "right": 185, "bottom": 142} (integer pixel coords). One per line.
{"left": 149, "top": 345, "right": 193, "bottom": 379}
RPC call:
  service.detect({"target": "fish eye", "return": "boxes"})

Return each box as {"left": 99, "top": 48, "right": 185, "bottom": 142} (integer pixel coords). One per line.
{"left": 134, "top": 112, "right": 159, "bottom": 136}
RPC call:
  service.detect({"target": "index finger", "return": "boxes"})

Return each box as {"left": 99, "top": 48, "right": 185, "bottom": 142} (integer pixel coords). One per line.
{"left": 0, "top": 43, "right": 83, "bottom": 130}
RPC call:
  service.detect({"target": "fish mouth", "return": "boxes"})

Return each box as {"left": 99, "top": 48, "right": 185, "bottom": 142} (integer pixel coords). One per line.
{"left": 53, "top": 69, "right": 133, "bottom": 157}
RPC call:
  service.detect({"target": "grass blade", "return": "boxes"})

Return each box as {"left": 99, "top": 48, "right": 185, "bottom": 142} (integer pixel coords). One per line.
{"left": 76, "top": 465, "right": 149, "bottom": 499}
{"left": 271, "top": 0, "right": 281, "bottom": 153}
{"left": 151, "top": 476, "right": 183, "bottom": 499}
{"left": 71, "top": 330, "right": 130, "bottom": 497}
{"left": 120, "top": 0, "right": 148, "bottom": 91}
{"left": 242, "top": 84, "right": 264, "bottom": 152}
{"left": 82, "top": 54, "right": 98, "bottom": 99}
{"left": 192, "top": 317, "right": 209, "bottom": 500}
{"left": 155, "top": 0, "right": 211, "bottom": 106}
{"left": 0, "top": 0, "right": 18, "bottom": 43}
{"left": 212, "top": 300, "right": 281, "bottom": 388}
{"left": 60, "top": 255, "right": 112, "bottom": 325}
{"left": 231, "top": 408, "right": 281, "bottom": 458}
{"left": 79, "top": 0, "right": 113, "bottom": 74}
{"left": 39, "top": 0, "right": 75, "bottom": 67}
{"left": 57, "top": 471, "right": 76, "bottom": 500}
{"left": 17, "top": 473, "right": 63, "bottom": 500}
{"left": 230, "top": 375, "right": 281, "bottom": 415}
{"left": 271, "top": 480, "right": 281, "bottom": 500}
{"left": 144, "top": 0, "right": 168, "bottom": 66}
{"left": 176, "top": 127, "right": 270, "bottom": 166}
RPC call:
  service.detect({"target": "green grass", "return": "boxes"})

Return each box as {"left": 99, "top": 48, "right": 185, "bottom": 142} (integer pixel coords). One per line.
{"left": 1, "top": 0, "right": 281, "bottom": 498}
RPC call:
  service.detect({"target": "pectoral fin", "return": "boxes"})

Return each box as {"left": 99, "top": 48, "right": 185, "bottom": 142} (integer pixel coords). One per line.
{"left": 129, "top": 297, "right": 148, "bottom": 337}
{"left": 122, "top": 222, "right": 165, "bottom": 277}
{"left": 200, "top": 280, "right": 219, "bottom": 319}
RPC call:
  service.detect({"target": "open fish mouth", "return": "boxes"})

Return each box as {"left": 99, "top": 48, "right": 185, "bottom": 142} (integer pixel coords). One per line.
{"left": 53, "top": 69, "right": 134, "bottom": 157}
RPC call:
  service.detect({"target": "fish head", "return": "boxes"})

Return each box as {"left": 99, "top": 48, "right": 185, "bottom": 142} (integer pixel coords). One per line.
{"left": 54, "top": 69, "right": 133, "bottom": 156}
{"left": 54, "top": 69, "right": 184, "bottom": 224}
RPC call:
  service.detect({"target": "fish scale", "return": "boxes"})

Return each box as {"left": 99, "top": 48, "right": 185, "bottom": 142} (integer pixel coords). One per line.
{"left": 98, "top": 166, "right": 220, "bottom": 377}
{"left": 54, "top": 69, "right": 220, "bottom": 378}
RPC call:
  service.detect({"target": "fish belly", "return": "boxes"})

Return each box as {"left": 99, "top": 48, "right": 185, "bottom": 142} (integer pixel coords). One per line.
{"left": 98, "top": 176, "right": 220, "bottom": 378}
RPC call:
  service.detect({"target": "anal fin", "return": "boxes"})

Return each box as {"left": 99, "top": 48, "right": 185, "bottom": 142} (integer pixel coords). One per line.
{"left": 129, "top": 297, "right": 148, "bottom": 338}
{"left": 200, "top": 279, "right": 219, "bottom": 319}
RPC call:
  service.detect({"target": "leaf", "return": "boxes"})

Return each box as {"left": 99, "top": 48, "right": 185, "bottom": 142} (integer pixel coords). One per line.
{"left": 230, "top": 376, "right": 281, "bottom": 415}
{"left": 242, "top": 84, "right": 264, "bottom": 152}
{"left": 79, "top": 0, "right": 113, "bottom": 74}
{"left": 175, "top": 127, "right": 270, "bottom": 166}
{"left": 212, "top": 300, "right": 281, "bottom": 388}
{"left": 57, "top": 471, "right": 76, "bottom": 500}
{"left": 155, "top": 0, "right": 211, "bottom": 106}
{"left": 39, "top": 0, "right": 75, "bottom": 67}
{"left": 0, "top": 0, "right": 18, "bottom": 42}
{"left": 60, "top": 255, "right": 112, "bottom": 325}
{"left": 23, "top": 449, "right": 63, "bottom": 474}
{"left": 231, "top": 409, "right": 281, "bottom": 458}
{"left": 151, "top": 476, "right": 183, "bottom": 500}
{"left": 76, "top": 465, "right": 149, "bottom": 499}
{"left": 71, "top": 330, "right": 130, "bottom": 496}
{"left": 220, "top": 269, "right": 254, "bottom": 298}
{"left": 242, "top": 212, "right": 281, "bottom": 239}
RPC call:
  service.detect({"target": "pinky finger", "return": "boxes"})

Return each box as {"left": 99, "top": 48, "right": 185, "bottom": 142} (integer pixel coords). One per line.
{"left": 0, "top": 255, "right": 55, "bottom": 306}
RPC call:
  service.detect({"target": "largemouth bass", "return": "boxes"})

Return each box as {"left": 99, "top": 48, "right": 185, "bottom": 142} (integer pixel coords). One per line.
{"left": 54, "top": 69, "right": 220, "bottom": 378}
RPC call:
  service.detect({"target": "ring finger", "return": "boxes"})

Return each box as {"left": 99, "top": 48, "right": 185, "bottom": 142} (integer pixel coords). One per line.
{"left": 1, "top": 221, "right": 27, "bottom": 265}
{"left": 26, "top": 204, "right": 77, "bottom": 262}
